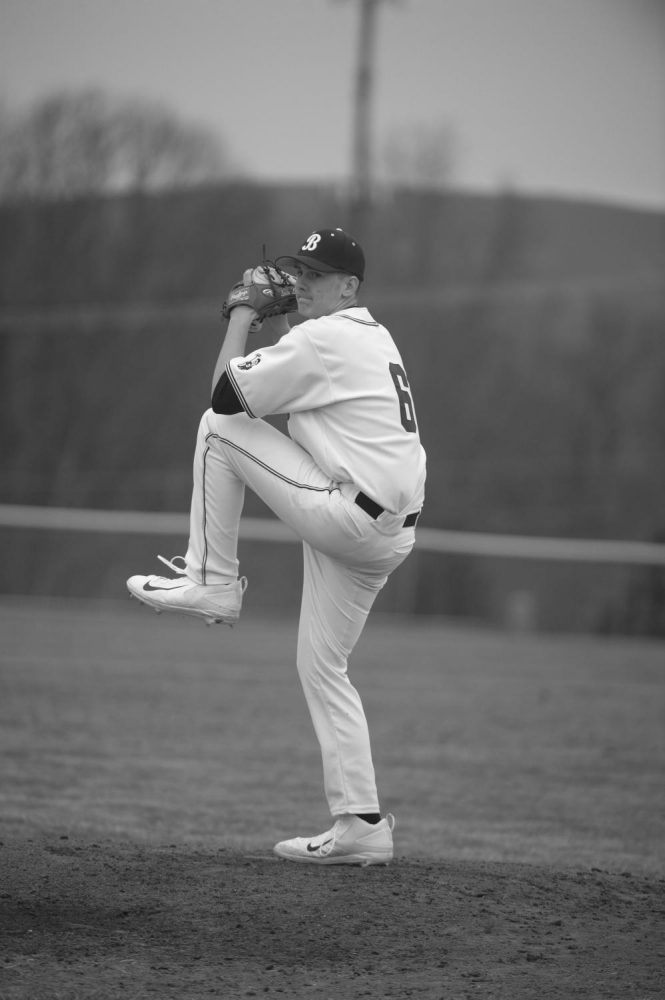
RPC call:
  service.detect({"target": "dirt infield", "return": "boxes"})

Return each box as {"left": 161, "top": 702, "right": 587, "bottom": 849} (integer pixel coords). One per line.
{"left": 2, "top": 829, "right": 664, "bottom": 1000}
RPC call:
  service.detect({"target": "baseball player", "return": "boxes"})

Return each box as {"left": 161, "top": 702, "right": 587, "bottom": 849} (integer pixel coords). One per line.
{"left": 127, "top": 228, "right": 426, "bottom": 865}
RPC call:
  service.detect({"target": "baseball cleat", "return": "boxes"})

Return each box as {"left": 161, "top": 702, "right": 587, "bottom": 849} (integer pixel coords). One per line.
{"left": 273, "top": 813, "right": 395, "bottom": 866}
{"left": 126, "top": 555, "right": 247, "bottom": 626}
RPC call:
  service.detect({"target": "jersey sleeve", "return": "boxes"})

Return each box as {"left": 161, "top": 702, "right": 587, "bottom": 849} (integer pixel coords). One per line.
{"left": 211, "top": 371, "right": 243, "bottom": 414}
{"left": 225, "top": 324, "right": 332, "bottom": 419}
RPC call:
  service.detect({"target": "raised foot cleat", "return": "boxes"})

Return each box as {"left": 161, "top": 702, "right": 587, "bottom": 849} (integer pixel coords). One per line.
{"left": 273, "top": 813, "right": 395, "bottom": 866}
{"left": 127, "top": 555, "right": 247, "bottom": 626}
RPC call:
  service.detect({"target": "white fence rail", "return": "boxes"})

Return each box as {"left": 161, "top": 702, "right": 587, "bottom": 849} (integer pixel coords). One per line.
{"left": 2, "top": 504, "right": 665, "bottom": 566}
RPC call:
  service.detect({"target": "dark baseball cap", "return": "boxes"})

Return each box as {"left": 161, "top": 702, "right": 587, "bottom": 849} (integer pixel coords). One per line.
{"left": 277, "top": 228, "right": 365, "bottom": 281}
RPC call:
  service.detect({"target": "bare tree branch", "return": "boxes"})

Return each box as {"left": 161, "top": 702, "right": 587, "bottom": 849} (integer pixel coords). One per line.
{"left": 0, "top": 89, "right": 232, "bottom": 202}
{"left": 381, "top": 121, "right": 456, "bottom": 191}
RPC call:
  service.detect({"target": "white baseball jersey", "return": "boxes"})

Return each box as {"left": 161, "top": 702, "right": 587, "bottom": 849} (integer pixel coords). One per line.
{"left": 225, "top": 307, "right": 426, "bottom": 515}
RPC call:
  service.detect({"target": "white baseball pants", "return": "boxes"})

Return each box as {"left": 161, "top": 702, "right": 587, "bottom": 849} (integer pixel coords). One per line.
{"left": 183, "top": 409, "right": 416, "bottom": 817}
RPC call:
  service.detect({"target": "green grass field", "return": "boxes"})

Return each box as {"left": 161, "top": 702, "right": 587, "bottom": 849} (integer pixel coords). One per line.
{"left": 2, "top": 597, "right": 663, "bottom": 874}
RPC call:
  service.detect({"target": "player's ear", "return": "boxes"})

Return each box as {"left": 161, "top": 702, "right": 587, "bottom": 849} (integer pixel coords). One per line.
{"left": 341, "top": 274, "right": 360, "bottom": 299}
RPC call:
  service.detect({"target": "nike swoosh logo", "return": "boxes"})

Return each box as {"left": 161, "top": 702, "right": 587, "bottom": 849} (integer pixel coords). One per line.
{"left": 307, "top": 838, "right": 332, "bottom": 853}
{"left": 142, "top": 581, "right": 188, "bottom": 592}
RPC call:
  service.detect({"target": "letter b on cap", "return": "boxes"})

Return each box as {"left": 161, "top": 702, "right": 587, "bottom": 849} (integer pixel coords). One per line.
{"left": 302, "top": 233, "right": 322, "bottom": 252}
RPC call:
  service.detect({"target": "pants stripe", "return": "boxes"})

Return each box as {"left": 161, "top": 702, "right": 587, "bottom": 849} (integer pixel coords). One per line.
{"left": 205, "top": 432, "right": 336, "bottom": 495}
{"left": 201, "top": 443, "right": 211, "bottom": 584}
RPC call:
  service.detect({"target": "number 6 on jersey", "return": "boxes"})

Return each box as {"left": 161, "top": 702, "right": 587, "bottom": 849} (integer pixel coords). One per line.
{"left": 389, "top": 362, "right": 418, "bottom": 433}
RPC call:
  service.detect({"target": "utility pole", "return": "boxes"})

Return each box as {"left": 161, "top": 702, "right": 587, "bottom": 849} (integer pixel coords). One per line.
{"left": 350, "top": 0, "right": 377, "bottom": 236}
{"left": 346, "top": 0, "right": 393, "bottom": 239}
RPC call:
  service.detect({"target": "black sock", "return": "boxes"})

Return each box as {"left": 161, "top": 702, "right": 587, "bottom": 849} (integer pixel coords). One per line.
{"left": 355, "top": 812, "right": 381, "bottom": 825}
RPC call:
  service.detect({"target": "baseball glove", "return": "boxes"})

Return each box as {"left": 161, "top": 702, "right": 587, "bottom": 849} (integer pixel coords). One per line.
{"left": 221, "top": 262, "right": 297, "bottom": 325}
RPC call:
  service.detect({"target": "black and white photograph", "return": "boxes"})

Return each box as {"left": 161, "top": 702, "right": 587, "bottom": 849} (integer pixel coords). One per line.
{"left": 1, "top": 1, "right": 664, "bottom": 997}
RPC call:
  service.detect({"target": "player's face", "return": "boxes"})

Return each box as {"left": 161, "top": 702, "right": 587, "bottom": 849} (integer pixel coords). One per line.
{"left": 292, "top": 266, "right": 356, "bottom": 318}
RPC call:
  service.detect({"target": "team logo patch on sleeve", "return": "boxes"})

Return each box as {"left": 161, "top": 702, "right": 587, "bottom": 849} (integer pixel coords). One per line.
{"left": 237, "top": 353, "right": 262, "bottom": 371}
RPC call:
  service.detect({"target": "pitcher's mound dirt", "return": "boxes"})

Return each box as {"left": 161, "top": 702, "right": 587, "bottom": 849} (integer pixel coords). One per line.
{"left": 1, "top": 832, "right": 663, "bottom": 999}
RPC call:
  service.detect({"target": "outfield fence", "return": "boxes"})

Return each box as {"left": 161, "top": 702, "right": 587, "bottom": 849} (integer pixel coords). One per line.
{"left": 2, "top": 503, "right": 665, "bottom": 566}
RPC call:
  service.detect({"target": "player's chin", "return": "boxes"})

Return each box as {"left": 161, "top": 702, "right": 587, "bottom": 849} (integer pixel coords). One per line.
{"left": 298, "top": 299, "right": 326, "bottom": 320}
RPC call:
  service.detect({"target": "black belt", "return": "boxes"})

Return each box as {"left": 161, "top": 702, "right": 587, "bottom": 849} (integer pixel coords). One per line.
{"left": 355, "top": 491, "right": 420, "bottom": 528}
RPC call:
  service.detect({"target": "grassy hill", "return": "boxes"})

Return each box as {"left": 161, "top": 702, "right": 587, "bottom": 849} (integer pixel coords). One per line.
{"left": 1, "top": 183, "right": 663, "bottom": 307}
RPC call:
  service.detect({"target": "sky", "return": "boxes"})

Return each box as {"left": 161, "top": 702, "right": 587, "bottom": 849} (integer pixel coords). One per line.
{"left": 0, "top": 0, "right": 664, "bottom": 209}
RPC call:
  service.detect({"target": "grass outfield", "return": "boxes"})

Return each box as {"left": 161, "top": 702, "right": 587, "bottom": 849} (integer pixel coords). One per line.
{"left": 1, "top": 598, "right": 664, "bottom": 999}
{"left": 1, "top": 597, "right": 664, "bottom": 871}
